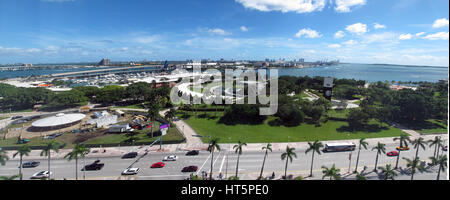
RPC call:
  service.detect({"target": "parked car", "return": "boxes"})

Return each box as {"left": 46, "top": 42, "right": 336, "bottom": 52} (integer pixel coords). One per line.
{"left": 21, "top": 161, "right": 40, "bottom": 168}
{"left": 43, "top": 133, "right": 63, "bottom": 140}
{"left": 163, "top": 155, "right": 178, "bottom": 161}
{"left": 82, "top": 160, "right": 105, "bottom": 171}
{"left": 387, "top": 151, "right": 399, "bottom": 157}
{"left": 17, "top": 139, "right": 30, "bottom": 144}
{"left": 30, "top": 171, "right": 52, "bottom": 179}
{"left": 396, "top": 146, "right": 410, "bottom": 151}
{"left": 121, "top": 168, "right": 139, "bottom": 175}
{"left": 11, "top": 116, "right": 23, "bottom": 120}
{"left": 122, "top": 152, "right": 138, "bottom": 159}
{"left": 151, "top": 162, "right": 166, "bottom": 168}
{"left": 181, "top": 166, "right": 198, "bottom": 173}
{"left": 186, "top": 150, "right": 199, "bottom": 156}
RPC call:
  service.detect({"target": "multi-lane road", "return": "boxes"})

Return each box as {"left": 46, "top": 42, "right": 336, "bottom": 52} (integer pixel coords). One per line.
{"left": 1, "top": 142, "right": 447, "bottom": 180}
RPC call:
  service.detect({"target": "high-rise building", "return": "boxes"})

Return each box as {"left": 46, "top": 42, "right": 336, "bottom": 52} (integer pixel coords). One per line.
{"left": 98, "top": 58, "right": 111, "bottom": 66}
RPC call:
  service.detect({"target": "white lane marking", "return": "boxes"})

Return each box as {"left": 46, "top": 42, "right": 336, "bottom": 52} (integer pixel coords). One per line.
{"left": 219, "top": 155, "right": 226, "bottom": 173}
{"left": 196, "top": 153, "right": 211, "bottom": 175}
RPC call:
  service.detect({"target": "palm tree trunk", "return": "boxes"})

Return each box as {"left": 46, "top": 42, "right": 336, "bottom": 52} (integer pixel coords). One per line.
{"left": 411, "top": 167, "right": 414, "bottom": 180}
{"left": 395, "top": 150, "right": 401, "bottom": 169}
{"left": 415, "top": 147, "right": 419, "bottom": 160}
{"left": 310, "top": 151, "right": 315, "bottom": 177}
{"left": 355, "top": 147, "right": 361, "bottom": 172}
{"left": 48, "top": 153, "right": 51, "bottom": 180}
{"left": 75, "top": 158, "right": 78, "bottom": 180}
{"left": 151, "top": 119, "right": 154, "bottom": 138}
{"left": 437, "top": 165, "right": 441, "bottom": 180}
{"left": 436, "top": 143, "right": 440, "bottom": 160}
{"left": 235, "top": 154, "right": 240, "bottom": 178}
{"left": 19, "top": 156, "right": 23, "bottom": 180}
{"left": 374, "top": 153, "right": 379, "bottom": 171}
{"left": 433, "top": 144, "right": 437, "bottom": 158}
{"left": 210, "top": 150, "right": 214, "bottom": 180}
{"left": 284, "top": 158, "right": 288, "bottom": 179}
{"left": 259, "top": 151, "right": 267, "bottom": 179}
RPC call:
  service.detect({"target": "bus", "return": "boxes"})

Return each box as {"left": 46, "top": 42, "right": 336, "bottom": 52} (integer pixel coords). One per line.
{"left": 323, "top": 142, "right": 356, "bottom": 152}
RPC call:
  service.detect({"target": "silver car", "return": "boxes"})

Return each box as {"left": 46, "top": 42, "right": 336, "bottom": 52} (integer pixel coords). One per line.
{"left": 163, "top": 155, "right": 178, "bottom": 161}
{"left": 121, "top": 168, "right": 139, "bottom": 175}
{"left": 31, "top": 171, "right": 52, "bottom": 179}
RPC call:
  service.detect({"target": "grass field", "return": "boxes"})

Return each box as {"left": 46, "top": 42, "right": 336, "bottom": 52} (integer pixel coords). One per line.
{"left": 181, "top": 111, "right": 403, "bottom": 143}
{"left": 415, "top": 119, "right": 448, "bottom": 135}
{"left": 0, "top": 121, "right": 184, "bottom": 149}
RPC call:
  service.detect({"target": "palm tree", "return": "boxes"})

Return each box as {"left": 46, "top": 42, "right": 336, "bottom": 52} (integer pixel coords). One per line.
{"left": 378, "top": 164, "right": 397, "bottom": 180}
{"left": 321, "top": 164, "right": 341, "bottom": 180}
{"left": 13, "top": 145, "right": 31, "bottom": 180}
{"left": 430, "top": 155, "right": 447, "bottom": 180}
{"left": 207, "top": 138, "right": 220, "bottom": 180}
{"left": 281, "top": 146, "right": 297, "bottom": 180}
{"left": 411, "top": 137, "right": 427, "bottom": 160}
{"left": 233, "top": 141, "right": 247, "bottom": 178}
{"left": 147, "top": 102, "right": 161, "bottom": 138}
{"left": 64, "top": 143, "right": 90, "bottom": 180}
{"left": 354, "top": 138, "right": 369, "bottom": 172}
{"left": 165, "top": 108, "right": 177, "bottom": 126}
{"left": 259, "top": 143, "right": 272, "bottom": 180}
{"left": 305, "top": 140, "right": 323, "bottom": 177}
{"left": 40, "top": 141, "right": 65, "bottom": 180}
{"left": 372, "top": 142, "right": 386, "bottom": 171}
{"left": 393, "top": 133, "right": 411, "bottom": 169}
{"left": 428, "top": 136, "right": 442, "bottom": 159}
{"left": 403, "top": 157, "right": 427, "bottom": 180}
{"left": 0, "top": 149, "right": 9, "bottom": 166}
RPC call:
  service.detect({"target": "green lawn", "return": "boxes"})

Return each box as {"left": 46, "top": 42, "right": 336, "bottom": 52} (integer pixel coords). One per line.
{"left": 0, "top": 116, "right": 9, "bottom": 121}
{"left": 115, "top": 104, "right": 146, "bottom": 109}
{"left": 0, "top": 121, "right": 184, "bottom": 149}
{"left": 85, "top": 122, "right": 184, "bottom": 145}
{"left": 415, "top": 119, "right": 448, "bottom": 135}
{"left": 181, "top": 112, "right": 403, "bottom": 143}
{"left": 0, "top": 109, "right": 33, "bottom": 114}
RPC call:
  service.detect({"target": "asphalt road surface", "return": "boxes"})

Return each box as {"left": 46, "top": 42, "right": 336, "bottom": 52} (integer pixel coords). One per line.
{"left": 0, "top": 142, "right": 447, "bottom": 180}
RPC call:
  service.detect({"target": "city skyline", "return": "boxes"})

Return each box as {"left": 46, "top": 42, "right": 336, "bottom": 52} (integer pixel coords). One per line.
{"left": 0, "top": 0, "right": 449, "bottom": 66}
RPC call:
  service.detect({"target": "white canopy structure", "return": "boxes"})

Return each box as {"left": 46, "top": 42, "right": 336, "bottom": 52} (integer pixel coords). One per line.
{"left": 31, "top": 113, "right": 86, "bottom": 131}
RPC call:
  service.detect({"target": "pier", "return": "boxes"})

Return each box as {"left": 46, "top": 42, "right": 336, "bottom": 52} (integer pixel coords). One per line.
{"left": 48, "top": 65, "right": 167, "bottom": 78}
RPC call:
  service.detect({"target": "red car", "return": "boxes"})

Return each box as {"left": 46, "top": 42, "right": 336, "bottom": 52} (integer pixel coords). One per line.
{"left": 387, "top": 151, "right": 399, "bottom": 157}
{"left": 182, "top": 166, "right": 198, "bottom": 173}
{"left": 151, "top": 162, "right": 166, "bottom": 168}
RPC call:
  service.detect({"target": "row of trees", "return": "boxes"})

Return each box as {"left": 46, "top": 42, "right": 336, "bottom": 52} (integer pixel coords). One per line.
{"left": 203, "top": 135, "right": 447, "bottom": 180}
{"left": 0, "top": 82, "right": 173, "bottom": 112}
{"left": 0, "top": 141, "right": 90, "bottom": 180}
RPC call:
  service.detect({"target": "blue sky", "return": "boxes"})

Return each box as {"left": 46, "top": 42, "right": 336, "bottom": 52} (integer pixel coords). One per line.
{"left": 0, "top": 0, "right": 448, "bottom": 66}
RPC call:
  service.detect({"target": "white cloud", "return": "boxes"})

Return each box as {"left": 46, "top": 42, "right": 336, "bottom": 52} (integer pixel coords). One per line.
{"left": 423, "top": 32, "right": 449, "bottom": 40}
{"left": 295, "top": 28, "right": 322, "bottom": 38}
{"left": 342, "top": 39, "right": 358, "bottom": 46}
{"left": 235, "top": 0, "right": 327, "bottom": 13}
{"left": 328, "top": 44, "right": 342, "bottom": 48}
{"left": 334, "top": 31, "right": 345, "bottom": 38}
{"left": 335, "top": 0, "right": 366, "bottom": 13}
{"left": 432, "top": 18, "right": 449, "bottom": 28}
{"left": 415, "top": 32, "right": 425, "bottom": 37}
{"left": 240, "top": 26, "right": 249, "bottom": 32}
{"left": 134, "top": 35, "right": 159, "bottom": 44}
{"left": 374, "top": 23, "right": 386, "bottom": 29}
{"left": 399, "top": 33, "right": 413, "bottom": 40}
{"left": 208, "top": 28, "right": 232, "bottom": 36}
{"left": 346, "top": 23, "right": 367, "bottom": 35}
